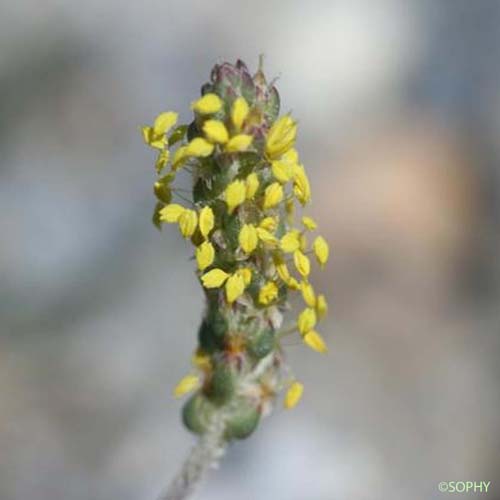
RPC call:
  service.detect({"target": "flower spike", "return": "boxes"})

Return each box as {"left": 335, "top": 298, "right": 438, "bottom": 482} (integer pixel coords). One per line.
{"left": 142, "top": 59, "right": 331, "bottom": 458}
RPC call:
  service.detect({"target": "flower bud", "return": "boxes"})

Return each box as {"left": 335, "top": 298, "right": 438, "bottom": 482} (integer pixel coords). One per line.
{"left": 207, "top": 364, "right": 235, "bottom": 405}
{"left": 182, "top": 393, "right": 216, "bottom": 435}
{"left": 224, "top": 398, "right": 260, "bottom": 440}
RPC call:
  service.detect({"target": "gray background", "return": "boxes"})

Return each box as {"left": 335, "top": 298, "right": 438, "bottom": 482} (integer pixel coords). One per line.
{"left": 1, "top": 1, "right": 500, "bottom": 499}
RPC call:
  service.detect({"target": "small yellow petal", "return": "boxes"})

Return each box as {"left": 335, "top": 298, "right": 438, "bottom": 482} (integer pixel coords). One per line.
{"left": 201, "top": 268, "right": 230, "bottom": 288}
{"left": 196, "top": 241, "right": 215, "bottom": 271}
{"left": 225, "top": 179, "right": 246, "bottom": 214}
{"left": 231, "top": 96, "right": 249, "bottom": 130}
{"left": 239, "top": 224, "right": 258, "bottom": 254}
{"left": 263, "top": 182, "right": 284, "bottom": 210}
{"left": 297, "top": 307, "right": 317, "bottom": 334}
{"left": 284, "top": 381, "right": 304, "bottom": 409}
{"left": 299, "top": 233, "right": 308, "bottom": 252}
{"left": 259, "top": 216, "right": 277, "bottom": 232}
{"left": 265, "top": 115, "right": 297, "bottom": 160}
{"left": 313, "top": 236, "right": 329, "bottom": 266}
{"left": 274, "top": 257, "right": 291, "bottom": 282}
{"left": 302, "top": 216, "right": 317, "bottom": 231}
{"left": 245, "top": 173, "right": 259, "bottom": 200}
{"left": 303, "top": 330, "right": 328, "bottom": 353}
{"left": 199, "top": 206, "right": 215, "bottom": 238}
{"left": 159, "top": 203, "right": 185, "bottom": 223}
{"left": 287, "top": 277, "right": 301, "bottom": 290}
{"left": 271, "top": 160, "right": 293, "bottom": 183}
{"left": 285, "top": 198, "right": 295, "bottom": 222}
{"left": 300, "top": 281, "right": 316, "bottom": 308}
{"left": 259, "top": 281, "right": 278, "bottom": 305}
{"left": 142, "top": 126, "right": 167, "bottom": 150}
{"left": 151, "top": 138, "right": 167, "bottom": 150}
{"left": 293, "top": 250, "right": 310, "bottom": 277}
{"left": 225, "top": 134, "right": 253, "bottom": 153}
{"left": 256, "top": 228, "right": 278, "bottom": 246}
{"left": 282, "top": 148, "right": 299, "bottom": 164}
{"left": 141, "top": 126, "right": 153, "bottom": 145}
{"left": 203, "top": 119, "right": 229, "bottom": 144}
{"left": 155, "top": 149, "right": 170, "bottom": 173}
{"left": 225, "top": 273, "right": 245, "bottom": 304}
{"left": 236, "top": 267, "right": 252, "bottom": 286}
{"left": 178, "top": 209, "right": 198, "bottom": 238}
{"left": 293, "top": 164, "right": 311, "bottom": 205}
{"left": 172, "top": 146, "right": 187, "bottom": 170}
{"left": 153, "top": 111, "right": 178, "bottom": 136}
{"left": 280, "top": 231, "right": 300, "bottom": 253}
{"left": 191, "top": 349, "right": 212, "bottom": 371}
{"left": 191, "top": 93, "right": 223, "bottom": 114}
{"left": 316, "top": 294, "right": 328, "bottom": 319}
{"left": 185, "top": 137, "right": 215, "bottom": 157}
{"left": 173, "top": 374, "right": 200, "bottom": 398}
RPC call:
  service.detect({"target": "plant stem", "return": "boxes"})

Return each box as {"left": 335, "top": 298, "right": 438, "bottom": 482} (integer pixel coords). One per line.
{"left": 157, "top": 417, "right": 227, "bottom": 500}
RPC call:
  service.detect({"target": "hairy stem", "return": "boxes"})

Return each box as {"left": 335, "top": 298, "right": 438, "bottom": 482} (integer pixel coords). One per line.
{"left": 157, "top": 416, "right": 227, "bottom": 500}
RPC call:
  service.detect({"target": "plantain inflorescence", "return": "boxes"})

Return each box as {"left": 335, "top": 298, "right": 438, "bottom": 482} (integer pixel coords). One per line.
{"left": 142, "top": 58, "right": 330, "bottom": 442}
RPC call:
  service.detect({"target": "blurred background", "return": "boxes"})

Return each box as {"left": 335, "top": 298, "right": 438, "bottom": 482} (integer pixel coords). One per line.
{"left": 1, "top": 1, "right": 500, "bottom": 499}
